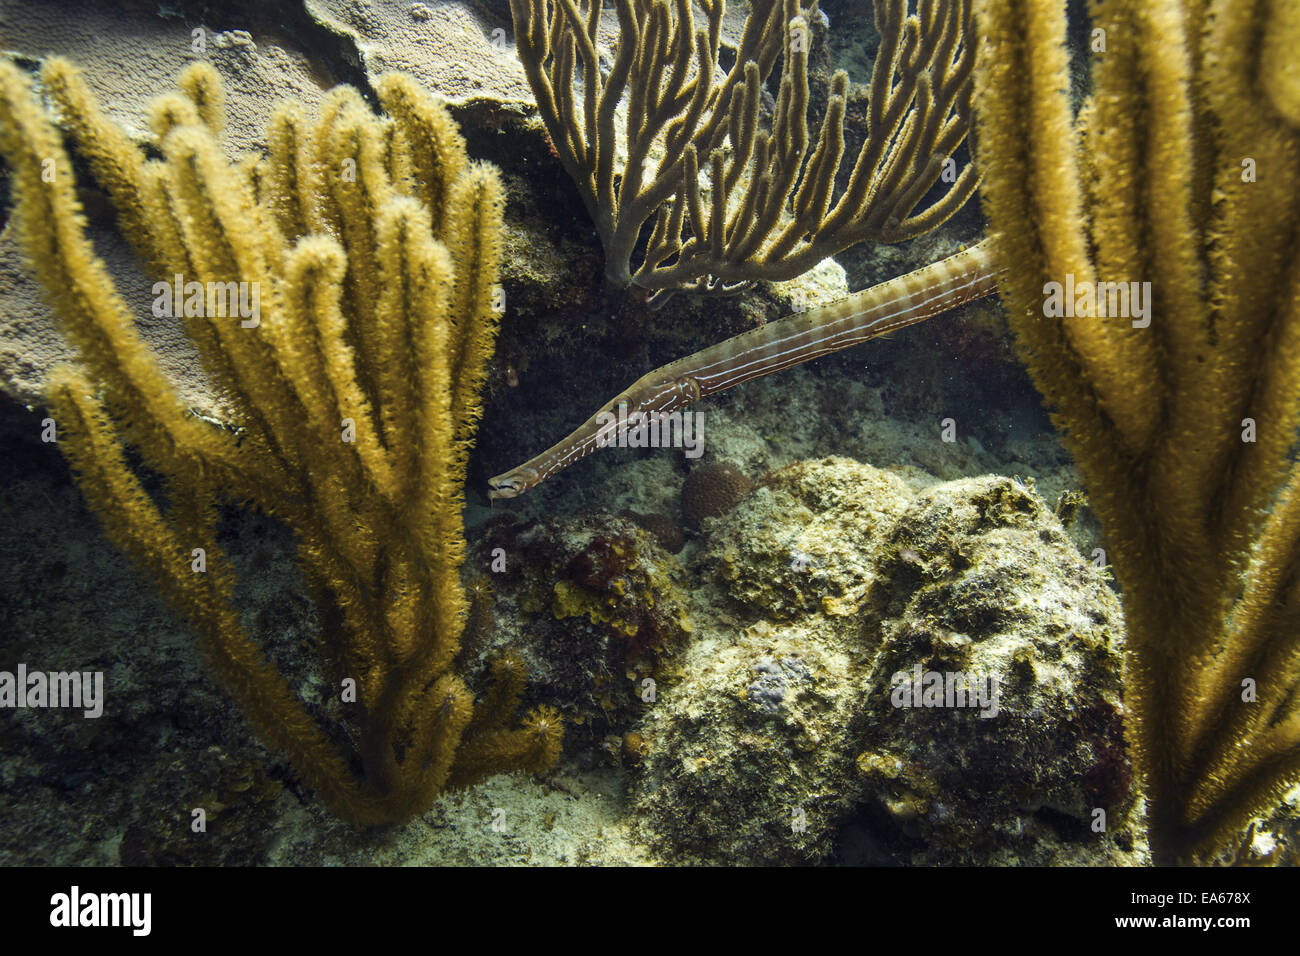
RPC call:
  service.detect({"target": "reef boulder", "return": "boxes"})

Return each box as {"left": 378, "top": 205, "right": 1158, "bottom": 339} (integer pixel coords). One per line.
{"left": 631, "top": 459, "right": 1145, "bottom": 864}
{"left": 850, "top": 475, "right": 1141, "bottom": 864}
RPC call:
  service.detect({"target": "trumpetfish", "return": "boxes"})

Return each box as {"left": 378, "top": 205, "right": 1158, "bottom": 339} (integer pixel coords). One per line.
{"left": 488, "top": 238, "right": 1003, "bottom": 499}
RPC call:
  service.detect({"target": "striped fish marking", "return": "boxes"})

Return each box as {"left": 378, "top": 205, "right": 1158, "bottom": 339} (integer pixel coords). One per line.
{"left": 488, "top": 239, "right": 1003, "bottom": 499}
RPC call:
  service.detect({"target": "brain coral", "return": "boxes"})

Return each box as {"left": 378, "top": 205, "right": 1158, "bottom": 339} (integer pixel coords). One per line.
{"left": 680, "top": 460, "right": 755, "bottom": 530}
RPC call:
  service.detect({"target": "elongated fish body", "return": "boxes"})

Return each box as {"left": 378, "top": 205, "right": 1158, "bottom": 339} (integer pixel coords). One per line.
{"left": 488, "top": 239, "right": 1003, "bottom": 499}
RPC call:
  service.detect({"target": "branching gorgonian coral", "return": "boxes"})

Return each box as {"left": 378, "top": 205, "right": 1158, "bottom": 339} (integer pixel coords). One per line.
{"left": 510, "top": 0, "right": 978, "bottom": 302}
{"left": 0, "top": 59, "right": 561, "bottom": 825}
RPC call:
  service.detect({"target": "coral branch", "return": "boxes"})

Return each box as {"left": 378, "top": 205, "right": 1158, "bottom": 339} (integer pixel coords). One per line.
{"left": 509, "top": 0, "right": 978, "bottom": 302}
{"left": 0, "top": 61, "right": 560, "bottom": 825}
{"left": 972, "top": 0, "right": 1300, "bottom": 863}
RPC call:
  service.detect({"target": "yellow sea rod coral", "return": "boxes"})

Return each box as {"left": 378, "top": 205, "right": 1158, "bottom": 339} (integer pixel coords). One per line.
{"left": 972, "top": 0, "right": 1300, "bottom": 862}
{"left": 0, "top": 58, "right": 560, "bottom": 825}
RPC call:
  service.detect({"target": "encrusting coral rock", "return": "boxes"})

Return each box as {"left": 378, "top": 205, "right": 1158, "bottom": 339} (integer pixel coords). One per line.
{"left": 632, "top": 620, "right": 861, "bottom": 864}
{"left": 632, "top": 458, "right": 1145, "bottom": 865}
{"left": 855, "top": 475, "right": 1140, "bottom": 864}
{"left": 472, "top": 514, "right": 694, "bottom": 753}
{"left": 695, "top": 457, "right": 912, "bottom": 617}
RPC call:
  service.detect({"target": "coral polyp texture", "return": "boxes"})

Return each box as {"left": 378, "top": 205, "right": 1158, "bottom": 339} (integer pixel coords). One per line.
{"left": 0, "top": 59, "right": 559, "bottom": 825}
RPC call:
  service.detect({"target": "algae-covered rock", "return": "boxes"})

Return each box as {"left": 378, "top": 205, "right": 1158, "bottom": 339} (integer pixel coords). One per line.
{"left": 632, "top": 459, "right": 1145, "bottom": 865}
{"left": 854, "top": 475, "right": 1143, "bottom": 864}
{"left": 631, "top": 623, "right": 861, "bottom": 865}
{"left": 696, "top": 458, "right": 914, "bottom": 620}
{"left": 470, "top": 513, "right": 694, "bottom": 758}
